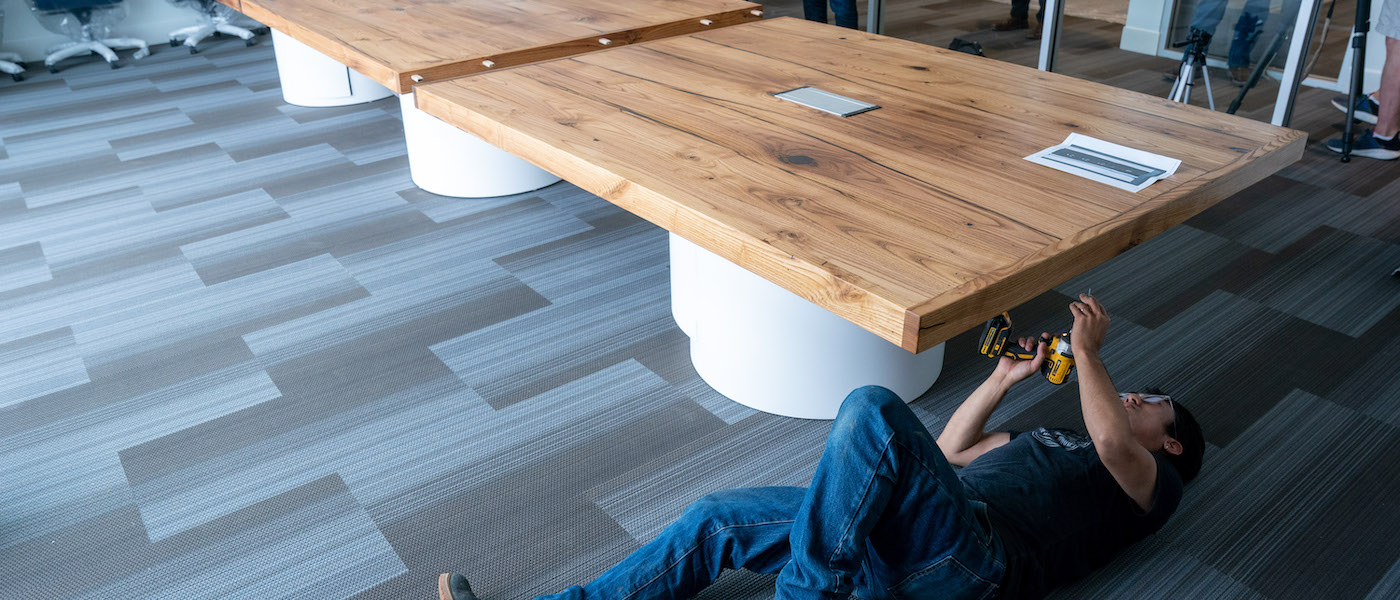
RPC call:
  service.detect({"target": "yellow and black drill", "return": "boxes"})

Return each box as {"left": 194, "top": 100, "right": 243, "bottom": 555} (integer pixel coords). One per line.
{"left": 977, "top": 312, "right": 1075, "bottom": 385}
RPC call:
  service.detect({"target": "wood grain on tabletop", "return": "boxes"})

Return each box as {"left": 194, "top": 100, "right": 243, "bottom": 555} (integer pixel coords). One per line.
{"left": 214, "top": 0, "right": 763, "bottom": 93}
{"left": 415, "top": 17, "right": 1306, "bottom": 354}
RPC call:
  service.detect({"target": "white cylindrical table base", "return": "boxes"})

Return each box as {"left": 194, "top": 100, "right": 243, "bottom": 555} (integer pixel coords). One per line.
{"left": 670, "top": 234, "right": 944, "bottom": 420}
{"left": 399, "top": 93, "right": 562, "bottom": 198}
{"left": 670, "top": 232, "right": 700, "bottom": 338}
{"left": 271, "top": 29, "right": 393, "bottom": 108}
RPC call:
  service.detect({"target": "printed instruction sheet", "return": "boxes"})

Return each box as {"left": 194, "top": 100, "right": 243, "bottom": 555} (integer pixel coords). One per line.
{"left": 1025, "top": 133, "right": 1180, "bottom": 193}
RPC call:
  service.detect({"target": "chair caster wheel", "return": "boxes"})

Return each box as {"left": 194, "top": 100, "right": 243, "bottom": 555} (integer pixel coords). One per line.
{"left": 49, "top": 65, "right": 60, "bottom": 74}
{"left": 254, "top": 27, "right": 270, "bottom": 36}
{"left": 244, "top": 38, "right": 257, "bottom": 47}
{"left": 170, "top": 38, "right": 179, "bottom": 47}
{"left": 213, "top": 31, "right": 223, "bottom": 39}
{"left": 189, "top": 46, "right": 200, "bottom": 55}
{"left": 11, "top": 73, "right": 22, "bottom": 82}
{"left": 109, "top": 60, "right": 122, "bottom": 69}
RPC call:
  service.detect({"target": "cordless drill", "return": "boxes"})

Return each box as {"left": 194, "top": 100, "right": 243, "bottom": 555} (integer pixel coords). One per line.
{"left": 977, "top": 312, "right": 1075, "bottom": 385}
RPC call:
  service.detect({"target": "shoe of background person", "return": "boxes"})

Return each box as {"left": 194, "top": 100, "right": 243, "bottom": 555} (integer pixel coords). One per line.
{"left": 1325, "top": 129, "right": 1400, "bottom": 160}
{"left": 1027, "top": 22, "right": 1043, "bottom": 40}
{"left": 1229, "top": 66, "right": 1252, "bottom": 86}
{"left": 1331, "top": 93, "right": 1380, "bottom": 125}
{"left": 993, "top": 17, "right": 1029, "bottom": 31}
{"left": 439, "top": 574, "right": 481, "bottom": 600}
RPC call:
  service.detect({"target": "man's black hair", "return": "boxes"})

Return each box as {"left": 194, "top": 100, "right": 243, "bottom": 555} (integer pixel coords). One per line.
{"left": 1142, "top": 387, "right": 1205, "bottom": 484}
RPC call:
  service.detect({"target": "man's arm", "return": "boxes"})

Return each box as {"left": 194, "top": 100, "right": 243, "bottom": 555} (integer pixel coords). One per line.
{"left": 937, "top": 375, "right": 1013, "bottom": 467}
{"left": 1070, "top": 294, "right": 1159, "bottom": 512}
{"left": 937, "top": 336, "right": 1047, "bottom": 467}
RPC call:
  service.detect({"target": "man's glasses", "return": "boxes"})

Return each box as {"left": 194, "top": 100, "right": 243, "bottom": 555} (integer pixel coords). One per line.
{"left": 1121, "top": 393, "right": 1176, "bottom": 441}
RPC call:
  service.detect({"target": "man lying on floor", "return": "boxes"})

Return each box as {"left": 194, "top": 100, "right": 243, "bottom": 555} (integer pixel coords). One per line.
{"left": 439, "top": 294, "right": 1206, "bottom": 600}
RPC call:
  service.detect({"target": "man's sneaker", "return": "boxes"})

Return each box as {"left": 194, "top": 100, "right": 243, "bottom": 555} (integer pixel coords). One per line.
{"left": 439, "top": 574, "right": 481, "bottom": 600}
{"left": 1331, "top": 94, "right": 1380, "bottom": 124}
{"left": 1325, "top": 129, "right": 1400, "bottom": 160}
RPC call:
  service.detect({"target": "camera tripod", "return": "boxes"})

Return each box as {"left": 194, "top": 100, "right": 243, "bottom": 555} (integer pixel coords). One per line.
{"left": 1339, "top": 0, "right": 1373, "bottom": 161}
{"left": 1168, "top": 28, "right": 1216, "bottom": 109}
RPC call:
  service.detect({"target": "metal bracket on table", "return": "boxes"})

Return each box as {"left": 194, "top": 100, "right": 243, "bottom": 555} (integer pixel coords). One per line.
{"left": 1038, "top": 0, "right": 1065, "bottom": 71}
{"left": 776, "top": 86, "right": 881, "bottom": 116}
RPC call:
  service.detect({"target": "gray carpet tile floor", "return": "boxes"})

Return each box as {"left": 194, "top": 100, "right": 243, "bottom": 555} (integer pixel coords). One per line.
{"left": 2, "top": 4, "right": 1400, "bottom": 598}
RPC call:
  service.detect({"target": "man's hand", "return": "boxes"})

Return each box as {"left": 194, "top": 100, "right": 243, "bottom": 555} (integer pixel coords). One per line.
{"left": 994, "top": 335, "right": 1048, "bottom": 384}
{"left": 1070, "top": 293, "right": 1110, "bottom": 356}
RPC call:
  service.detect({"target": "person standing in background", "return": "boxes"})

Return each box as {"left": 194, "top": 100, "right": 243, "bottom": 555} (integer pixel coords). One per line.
{"left": 1327, "top": 0, "right": 1400, "bottom": 159}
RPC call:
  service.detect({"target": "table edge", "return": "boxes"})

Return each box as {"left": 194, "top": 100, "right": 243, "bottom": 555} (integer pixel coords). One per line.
{"left": 230, "top": 0, "right": 762, "bottom": 94}
{"left": 902, "top": 129, "right": 1308, "bottom": 352}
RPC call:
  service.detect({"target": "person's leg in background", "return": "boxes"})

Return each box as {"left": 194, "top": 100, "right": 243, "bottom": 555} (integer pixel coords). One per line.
{"left": 996, "top": 0, "right": 1047, "bottom": 38}
{"left": 1376, "top": 36, "right": 1400, "bottom": 138}
{"left": 1328, "top": 0, "right": 1400, "bottom": 159}
{"left": 804, "top": 0, "right": 859, "bottom": 29}
{"left": 1188, "top": 0, "right": 1229, "bottom": 38}
{"left": 1029, "top": 0, "right": 1048, "bottom": 39}
{"left": 994, "top": 0, "right": 1033, "bottom": 32}
{"left": 775, "top": 386, "right": 1005, "bottom": 600}
{"left": 830, "top": 0, "right": 859, "bottom": 29}
{"left": 1224, "top": 0, "right": 1272, "bottom": 79}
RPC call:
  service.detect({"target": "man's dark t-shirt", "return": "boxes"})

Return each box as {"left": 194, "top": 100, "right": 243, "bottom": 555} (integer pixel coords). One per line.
{"left": 956, "top": 427, "right": 1184, "bottom": 599}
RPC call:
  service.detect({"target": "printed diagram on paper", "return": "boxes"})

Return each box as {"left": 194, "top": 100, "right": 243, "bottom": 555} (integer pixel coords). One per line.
{"left": 1026, "top": 133, "right": 1180, "bottom": 193}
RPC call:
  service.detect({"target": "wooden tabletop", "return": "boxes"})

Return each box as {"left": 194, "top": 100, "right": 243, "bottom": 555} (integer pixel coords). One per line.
{"left": 415, "top": 17, "right": 1306, "bottom": 353}
{"left": 215, "top": 0, "right": 763, "bottom": 93}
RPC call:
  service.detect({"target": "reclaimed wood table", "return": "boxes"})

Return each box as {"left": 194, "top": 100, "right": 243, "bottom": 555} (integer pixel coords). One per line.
{"left": 215, "top": 0, "right": 763, "bottom": 197}
{"left": 415, "top": 17, "right": 1306, "bottom": 418}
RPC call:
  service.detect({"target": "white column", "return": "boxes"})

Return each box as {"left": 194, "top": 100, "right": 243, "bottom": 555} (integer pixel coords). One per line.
{"left": 399, "top": 92, "right": 562, "bottom": 198}
{"left": 271, "top": 29, "right": 393, "bottom": 108}
{"left": 1120, "top": 0, "right": 1173, "bottom": 55}
{"left": 670, "top": 233, "right": 944, "bottom": 420}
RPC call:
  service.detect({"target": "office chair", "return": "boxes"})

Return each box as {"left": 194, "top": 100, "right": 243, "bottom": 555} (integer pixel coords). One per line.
{"left": 1, "top": 7, "right": 28, "bottom": 81}
{"left": 167, "top": 0, "right": 267, "bottom": 54}
{"left": 30, "top": 0, "right": 149, "bottom": 73}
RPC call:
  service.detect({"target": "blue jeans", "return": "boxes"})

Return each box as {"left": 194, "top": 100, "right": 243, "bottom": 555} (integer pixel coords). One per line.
{"left": 534, "top": 386, "right": 1007, "bottom": 600}
{"left": 1188, "top": 0, "right": 1302, "bottom": 67}
{"left": 803, "top": 0, "right": 860, "bottom": 29}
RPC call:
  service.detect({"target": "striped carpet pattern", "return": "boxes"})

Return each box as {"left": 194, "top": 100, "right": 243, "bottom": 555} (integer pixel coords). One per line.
{"left": 2, "top": 4, "right": 1400, "bottom": 598}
